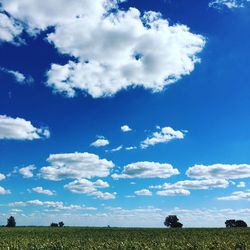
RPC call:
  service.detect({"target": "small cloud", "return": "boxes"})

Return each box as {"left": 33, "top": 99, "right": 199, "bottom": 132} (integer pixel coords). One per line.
{"left": 121, "top": 125, "right": 132, "bottom": 132}
{"left": 0, "top": 67, "right": 34, "bottom": 84}
{"left": 141, "top": 126, "right": 186, "bottom": 149}
{"left": 209, "top": 0, "right": 250, "bottom": 9}
{"left": 156, "top": 189, "right": 190, "bottom": 197}
{"left": 112, "top": 161, "right": 179, "bottom": 179}
{"left": 135, "top": 189, "right": 152, "bottom": 196}
{"left": 91, "top": 137, "right": 110, "bottom": 147}
{"left": 218, "top": 190, "right": 250, "bottom": 201}
{"left": 19, "top": 165, "right": 36, "bottom": 178}
{"left": 106, "top": 145, "right": 123, "bottom": 153}
{"left": 0, "top": 186, "right": 11, "bottom": 195}
{"left": 0, "top": 115, "right": 50, "bottom": 141}
{"left": 65, "top": 179, "right": 116, "bottom": 200}
{"left": 32, "top": 187, "right": 55, "bottom": 196}
{"left": 125, "top": 146, "right": 137, "bottom": 151}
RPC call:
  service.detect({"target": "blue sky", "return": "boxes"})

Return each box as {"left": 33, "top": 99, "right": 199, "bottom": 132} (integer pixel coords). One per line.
{"left": 0, "top": 0, "right": 250, "bottom": 227}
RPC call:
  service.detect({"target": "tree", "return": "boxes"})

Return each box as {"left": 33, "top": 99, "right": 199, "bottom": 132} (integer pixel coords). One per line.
{"left": 6, "top": 216, "right": 16, "bottom": 227}
{"left": 50, "top": 223, "right": 59, "bottom": 227}
{"left": 235, "top": 220, "right": 247, "bottom": 227}
{"left": 164, "top": 215, "right": 183, "bottom": 228}
{"left": 225, "top": 219, "right": 247, "bottom": 228}
{"left": 225, "top": 220, "right": 236, "bottom": 228}
{"left": 58, "top": 221, "right": 64, "bottom": 227}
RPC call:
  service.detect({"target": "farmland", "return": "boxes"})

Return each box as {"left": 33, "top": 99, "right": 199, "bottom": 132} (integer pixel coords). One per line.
{"left": 0, "top": 227, "right": 249, "bottom": 249}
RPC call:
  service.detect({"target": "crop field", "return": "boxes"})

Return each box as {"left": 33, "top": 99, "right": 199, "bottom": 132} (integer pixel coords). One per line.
{"left": 0, "top": 227, "right": 249, "bottom": 250}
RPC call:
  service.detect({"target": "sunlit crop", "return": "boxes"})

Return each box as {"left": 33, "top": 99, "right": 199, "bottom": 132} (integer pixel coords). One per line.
{"left": 0, "top": 227, "right": 249, "bottom": 249}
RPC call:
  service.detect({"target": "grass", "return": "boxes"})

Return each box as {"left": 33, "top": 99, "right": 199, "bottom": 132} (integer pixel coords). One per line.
{"left": 0, "top": 227, "right": 249, "bottom": 249}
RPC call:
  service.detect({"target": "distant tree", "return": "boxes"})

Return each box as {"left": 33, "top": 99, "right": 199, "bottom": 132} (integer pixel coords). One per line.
{"left": 225, "top": 220, "right": 236, "bottom": 228}
{"left": 58, "top": 221, "right": 64, "bottom": 227}
{"left": 164, "top": 215, "right": 183, "bottom": 228}
{"left": 6, "top": 216, "right": 16, "bottom": 227}
{"left": 225, "top": 219, "right": 247, "bottom": 228}
{"left": 235, "top": 220, "right": 247, "bottom": 228}
{"left": 50, "top": 223, "right": 59, "bottom": 227}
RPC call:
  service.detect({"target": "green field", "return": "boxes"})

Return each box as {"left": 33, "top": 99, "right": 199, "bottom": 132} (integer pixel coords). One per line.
{"left": 0, "top": 227, "right": 249, "bottom": 250}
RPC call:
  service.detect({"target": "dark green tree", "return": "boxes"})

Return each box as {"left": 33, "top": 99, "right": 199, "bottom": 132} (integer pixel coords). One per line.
{"left": 226, "top": 219, "right": 247, "bottom": 228}
{"left": 58, "top": 221, "right": 64, "bottom": 227}
{"left": 164, "top": 215, "right": 183, "bottom": 228}
{"left": 6, "top": 216, "right": 16, "bottom": 227}
{"left": 50, "top": 223, "right": 59, "bottom": 227}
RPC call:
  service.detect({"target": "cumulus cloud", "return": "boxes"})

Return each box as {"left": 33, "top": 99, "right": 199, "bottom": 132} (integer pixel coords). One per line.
{"left": 156, "top": 189, "right": 190, "bottom": 196}
{"left": 19, "top": 165, "right": 36, "bottom": 178}
{"left": 9, "top": 200, "right": 96, "bottom": 210}
{"left": 64, "top": 179, "right": 116, "bottom": 200}
{"left": 150, "top": 179, "right": 229, "bottom": 190}
{"left": 40, "top": 152, "right": 114, "bottom": 181}
{"left": 0, "top": 12, "right": 23, "bottom": 43}
{"left": 209, "top": 0, "right": 250, "bottom": 9}
{"left": 121, "top": 125, "right": 132, "bottom": 132}
{"left": 0, "top": 67, "right": 34, "bottom": 84}
{"left": 0, "top": 0, "right": 114, "bottom": 31}
{"left": 46, "top": 8, "right": 205, "bottom": 98}
{"left": 91, "top": 137, "right": 109, "bottom": 147}
{"left": 134, "top": 189, "right": 152, "bottom": 196}
{"left": 0, "top": 115, "right": 50, "bottom": 140}
{"left": 186, "top": 164, "right": 250, "bottom": 180}
{"left": 218, "top": 190, "right": 250, "bottom": 201}
{"left": 112, "top": 161, "right": 179, "bottom": 179}
{"left": 32, "top": 187, "right": 55, "bottom": 196}
{"left": 141, "top": 126, "right": 186, "bottom": 149}
{"left": 0, "top": 186, "right": 10, "bottom": 194}
{"left": 0, "top": 0, "right": 205, "bottom": 98}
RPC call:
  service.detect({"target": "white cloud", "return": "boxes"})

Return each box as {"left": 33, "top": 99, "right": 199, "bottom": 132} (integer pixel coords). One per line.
{"left": 46, "top": 8, "right": 205, "bottom": 98}
{"left": 0, "top": 67, "right": 34, "bottom": 84}
{"left": 186, "top": 164, "right": 250, "bottom": 180}
{"left": 237, "top": 181, "right": 246, "bottom": 188}
{"left": 106, "top": 145, "right": 123, "bottom": 153}
{"left": 19, "top": 165, "right": 36, "bottom": 178}
{"left": 134, "top": 189, "right": 152, "bottom": 196}
{"left": 209, "top": 0, "right": 250, "bottom": 9}
{"left": 156, "top": 189, "right": 190, "bottom": 196}
{"left": 91, "top": 138, "right": 109, "bottom": 147}
{"left": 218, "top": 190, "right": 250, "bottom": 201}
{"left": 65, "top": 179, "right": 116, "bottom": 200}
{"left": 150, "top": 179, "right": 229, "bottom": 190}
{"left": 9, "top": 200, "right": 96, "bottom": 210}
{"left": 141, "top": 126, "right": 186, "bottom": 149}
{"left": 0, "top": 1, "right": 205, "bottom": 98}
{"left": 0, "top": 186, "right": 10, "bottom": 194}
{"left": 0, "top": 173, "right": 6, "bottom": 181}
{"left": 0, "top": 115, "right": 50, "bottom": 140}
{"left": 112, "top": 161, "right": 179, "bottom": 179}
{"left": 40, "top": 152, "right": 114, "bottom": 181}
{"left": 125, "top": 146, "right": 137, "bottom": 151}
{"left": 121, "top": 125, "right": 132, "bottom": 132}
{"left": 0, "top": 0, "right": 114, "bottom": 31}
{"left": 32, "top": 187, "right": 55, "bottom": 196}
{"left": 0, "top": 13, "right": 23, "bottom": 43}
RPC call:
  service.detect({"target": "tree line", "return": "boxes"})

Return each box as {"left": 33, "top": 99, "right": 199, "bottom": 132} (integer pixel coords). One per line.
{"left": 2, "top": 215, "right": 248, "bottom": 228}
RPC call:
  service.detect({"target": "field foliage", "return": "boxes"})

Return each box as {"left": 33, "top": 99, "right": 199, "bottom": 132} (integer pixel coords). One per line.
{"left": 0, "top": 227, "right": 249, "bottom": 249}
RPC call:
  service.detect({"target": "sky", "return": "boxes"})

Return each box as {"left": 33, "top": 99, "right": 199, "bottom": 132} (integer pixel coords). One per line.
{"left": 0, "top": 0, "right": 250, "bottom": 228}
